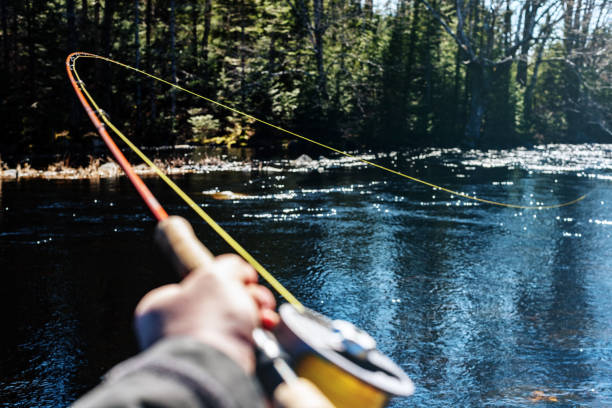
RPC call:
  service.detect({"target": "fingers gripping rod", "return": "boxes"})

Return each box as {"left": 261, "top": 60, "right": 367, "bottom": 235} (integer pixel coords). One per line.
{"left": 155, "top": 216, "right": 334, "bottom": 408}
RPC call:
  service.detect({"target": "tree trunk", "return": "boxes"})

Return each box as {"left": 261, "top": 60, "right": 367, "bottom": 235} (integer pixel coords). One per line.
{"left": 240, "top": 0, "right": 246, "bottom": 104}
{"left": 406, "top": 0, "right": 419, "bottom": 86}
{"left": 335, "top": 33, "right": 346, "bottom": 113}
{"left": 93, "top": 0, "right": 100, "bottom": 52}
{"left": 134, "top": 0, "right": 140, "bottom": 73}
{"left": 523, "top": 16, "right": 551, "bottom": 132}
{"left": 145, "top": 0, "right": 155, "bottom": 121}
{"left": 562, "top": 0, "right": 583, "bottom": 141}
{"left": 101, "top": 0, "right": 116, "bottom": 109}
{"left": 563, "top": 0, "right": 575, "bottom": 51}
{"left": 145, "top": 0, "right": 151, "bottom": 65}
{"left": 1, "top": 0, "right": 9, "bottom": 73}
{"left": 101, "top": 0, "right": 114, "bottom": 56}
{"left": 80, "top": 0, "right": 88, "bottom": 28}
{"left": 564, "top": 68, "right": 582, "bottom": 141}
{"left": 484, "top": 1, "right": 514, "bottom": 144}
{"left": 453, "top": 33, "right": 465, "bottom": 138}
{"left": 464, "top": 61, "right": 485, "bottom": 146}
{"left": 67, "top": 0, "right": 79, "bottom": 137}
{"left": 364, "top": 0, "right": 373, "bottom": 19}
{"left": 516, "top": 1, "right": 535, "bottom": 86}
{"left": 313, "top": 0, "right": 328, "bottom": 106}
{"left": 191, "top": 3, "right": 198, "bottom": 66}
{"left": 380, "top": 3, "right": 408, "bottom": 141}
{"left": 202, "top": 0, "right": 212, "bottom": 64}
{"left": 134, "top": 0, "right": 142, "bottom": 137}
{"left": 418, "top": 0, "right": 435, "bottom": 139}
{"left": 25, "top": 1, "right": 36, "bottom": 80}
{"left": 485, "top": 60, "right": 512, "bottom": 144}
{"left": 67, "top": 0, "right": 77, "bottom": 51}
{"left": 10, "top": 1, "right": 17, "bottom": 62}
{"left": 523, "top": 45, "right": 542, "bottom": 130}
{"left": 170, "top": 0, "right": 177, "bottom": 141}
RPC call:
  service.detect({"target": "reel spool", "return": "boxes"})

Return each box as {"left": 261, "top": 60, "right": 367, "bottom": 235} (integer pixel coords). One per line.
{"left": 273, "top": 304, "right": 414, "bottom": 408}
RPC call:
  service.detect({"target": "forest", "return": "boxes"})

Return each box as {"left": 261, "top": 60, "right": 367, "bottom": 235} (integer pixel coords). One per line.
{"left": 0, "top": 0, "right": 610, "bottom": 159}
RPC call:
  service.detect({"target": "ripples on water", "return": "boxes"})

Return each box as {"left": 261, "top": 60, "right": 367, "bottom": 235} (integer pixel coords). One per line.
{"left": 1, "top": 144, "right": 611, "bottom": 407}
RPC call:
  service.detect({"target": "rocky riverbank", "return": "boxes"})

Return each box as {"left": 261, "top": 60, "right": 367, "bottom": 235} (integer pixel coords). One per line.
{"left": 0, "top": 151, "right": 376, "bottom": 180}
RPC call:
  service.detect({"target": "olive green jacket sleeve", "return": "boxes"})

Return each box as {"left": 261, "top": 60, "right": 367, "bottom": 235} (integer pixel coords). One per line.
{"left": 72, "top": 337, "right": 266, "bottom": 408}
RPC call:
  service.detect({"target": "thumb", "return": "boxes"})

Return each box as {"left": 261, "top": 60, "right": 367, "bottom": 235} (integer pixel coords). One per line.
{"left": 134, "top": 284, "right": 182, "bottom": 349}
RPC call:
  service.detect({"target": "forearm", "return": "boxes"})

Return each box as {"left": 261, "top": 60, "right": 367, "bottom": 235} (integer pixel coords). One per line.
{"left": 72, "top": 337, "right": 265, "bottom": 408}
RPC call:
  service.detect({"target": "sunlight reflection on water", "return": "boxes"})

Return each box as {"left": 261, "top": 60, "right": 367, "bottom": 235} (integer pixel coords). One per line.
{"left": 1, "top": 144, "right": 611, "bottom": 407}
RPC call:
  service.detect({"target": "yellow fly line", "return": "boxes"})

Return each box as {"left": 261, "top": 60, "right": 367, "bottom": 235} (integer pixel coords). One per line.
{"left": 70, "top": 52, "right": 587, "bottom": 210}
{"left": 70, "top": 51, "right": 589, "bottom": 305}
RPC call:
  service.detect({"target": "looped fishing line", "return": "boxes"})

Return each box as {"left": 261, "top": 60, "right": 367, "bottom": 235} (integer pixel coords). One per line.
{"left": 66, "top": 51, "right": 587, "bottom": 305}
{"left": 68, "top": 52, "right": 587, "bottom": 210}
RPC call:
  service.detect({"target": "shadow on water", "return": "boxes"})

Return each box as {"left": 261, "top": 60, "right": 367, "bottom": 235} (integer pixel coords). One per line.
{"left": 1, "top": 144, "right": 611, "bottom": 407}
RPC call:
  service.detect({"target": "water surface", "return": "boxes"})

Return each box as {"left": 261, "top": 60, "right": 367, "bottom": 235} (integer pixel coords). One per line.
{"left": 1, "top": 144, "right": 611, "bottom": 407}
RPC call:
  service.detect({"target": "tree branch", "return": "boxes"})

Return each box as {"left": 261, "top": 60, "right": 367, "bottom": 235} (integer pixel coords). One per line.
{"left": 418, "top": 0, "right": 475, "bottom": 60}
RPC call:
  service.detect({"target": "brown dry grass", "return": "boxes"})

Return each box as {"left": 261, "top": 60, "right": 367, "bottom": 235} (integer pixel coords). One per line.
{"left": 0, "top": 155, "right": 230, "bottom": 180}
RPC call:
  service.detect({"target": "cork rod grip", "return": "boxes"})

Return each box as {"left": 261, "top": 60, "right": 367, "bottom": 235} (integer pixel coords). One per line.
{"left": 155, "top": 216, "right": 215, "bottom": 277}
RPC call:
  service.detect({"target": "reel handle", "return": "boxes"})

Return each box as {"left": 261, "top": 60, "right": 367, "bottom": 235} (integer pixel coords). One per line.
{"left": 154, "top": 216, "right": 334, "bottom": 408}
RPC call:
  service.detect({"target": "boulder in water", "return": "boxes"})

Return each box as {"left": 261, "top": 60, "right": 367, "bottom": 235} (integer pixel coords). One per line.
{"left": 99, "top": 161, "right": 121, "bottom": 177}
{"left": 294, "top": 154, "right": 314, "bottom": 166}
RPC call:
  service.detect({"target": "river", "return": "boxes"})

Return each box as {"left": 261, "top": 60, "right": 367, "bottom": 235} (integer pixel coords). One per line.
{"left": 0, "top": 144, "right": 611, "bottom": 407}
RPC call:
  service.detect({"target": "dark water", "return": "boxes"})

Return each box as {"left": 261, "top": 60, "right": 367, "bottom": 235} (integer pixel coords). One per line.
{"left": 1, "top": 144, "right": 611, "bottom": 407}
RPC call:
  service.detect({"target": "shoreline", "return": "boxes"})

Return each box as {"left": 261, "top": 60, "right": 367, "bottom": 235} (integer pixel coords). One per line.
{"left": 0, "top": 157, "right": 231, "bottom": 180}
{"left": 0, "top": 142, "right": 380, "bottom": 180}
{"left": 0, "top": 153, "right": 332, "bottom": 180}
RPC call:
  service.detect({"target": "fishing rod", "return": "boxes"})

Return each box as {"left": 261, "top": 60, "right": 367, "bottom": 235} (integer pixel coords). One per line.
{"left": 66, "top": 51, "right": 415, "bottom": 407}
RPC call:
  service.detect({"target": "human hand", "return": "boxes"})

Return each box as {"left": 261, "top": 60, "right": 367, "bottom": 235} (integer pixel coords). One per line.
{"left": 134, "top": 254, "right": 280, "bottom": 373}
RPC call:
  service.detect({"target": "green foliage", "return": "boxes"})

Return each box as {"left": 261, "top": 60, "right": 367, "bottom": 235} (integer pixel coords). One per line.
{"left": 0, "top": 0, "right": 609, "bottom": 157}
{"left": 187, "top": 108, "right": 220, "bottom": 142}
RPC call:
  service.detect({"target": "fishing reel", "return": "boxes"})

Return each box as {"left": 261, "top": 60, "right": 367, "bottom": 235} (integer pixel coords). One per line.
{"left": 155, "top": 216, "right": 414, "bottom": 407}
{"left": 255, "top": 304, "right": 414, "bottom": 407}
